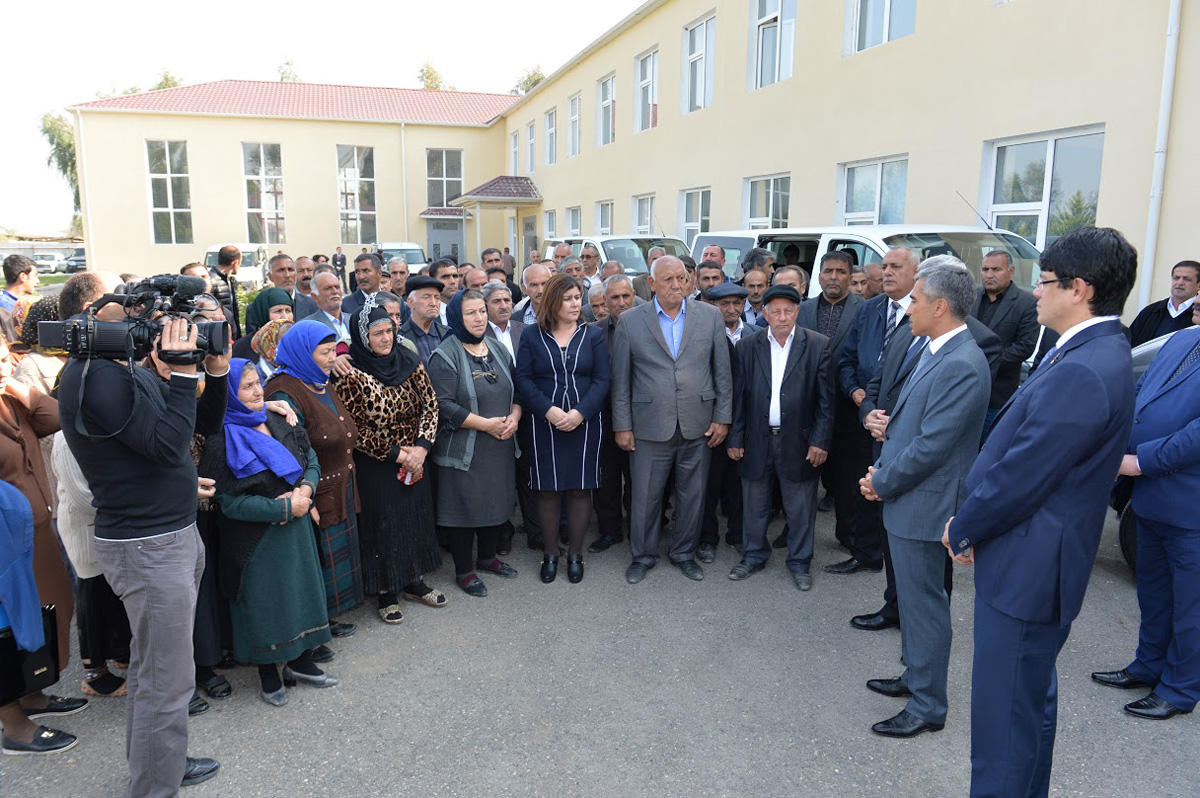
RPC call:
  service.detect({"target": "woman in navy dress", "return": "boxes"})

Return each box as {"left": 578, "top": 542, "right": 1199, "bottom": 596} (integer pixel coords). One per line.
{"left": 515, "top": 274, "right": 610, "bottom": 584}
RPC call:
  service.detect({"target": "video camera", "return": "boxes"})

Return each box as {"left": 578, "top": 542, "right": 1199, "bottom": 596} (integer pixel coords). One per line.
{"left": 38, "top": 273, "right": 229, "bottom": 365}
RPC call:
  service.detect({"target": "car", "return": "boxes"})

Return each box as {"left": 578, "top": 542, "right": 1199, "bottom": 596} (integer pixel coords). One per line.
{"left": 202, "top": 244, "right": 268, "bottom": 290}
{"left": 32, "top": 253, "right": 66, "bottom": 274}
{"left": 64, "top": 247, "right": 86, "bottom": 273}
{"left": 541, "top": 235, "right": 690, "bottom": 275}
{"left": 372, "top": 241, "right": 428, "bottom": 272}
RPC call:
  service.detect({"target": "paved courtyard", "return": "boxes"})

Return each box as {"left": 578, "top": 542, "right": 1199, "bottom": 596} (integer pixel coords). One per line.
{"left": 3, "top": 509, "right": 1195, "bottom": 797}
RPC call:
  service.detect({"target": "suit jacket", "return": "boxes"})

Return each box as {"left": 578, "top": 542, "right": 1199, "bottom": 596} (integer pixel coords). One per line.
{"left": 838, "top": 293, "right": 893, "bottom": 401}
{"left": 301, "top": 309, "right": 351, "bottom": 342}
{"left": 872, "top": 329, "right": 991, "bottom": 542}
{"left": 332, "top": 253, "right": 347, "bottom": 271}
{"left": 948, "top": 319, "right": 1134, "bottom": 625}
{"left": 1128, "top": 297, "right": 1196, "bottom": 347}
{"left": 610, "top": 298, "right": 732, "bottom": 442}
{"left": 292, "top": 291, "right": 319, "bottom": 320}
{"left": 970, "top": 285, "right": 1039, "bottom": 408}
{"left": 341, "top": 289, "right": 370, "bottom": 316}
{"left": 729, "top": 325, "right": 834, "bottom": 483}
{"left": 1128, "top": 326, "right": 1200, "bottom": 526}
{"left": 797, "top": 293, "right": 863, "bottom": 368}
{"left": 484, "top": 319, "right": 525, "bottom": 362}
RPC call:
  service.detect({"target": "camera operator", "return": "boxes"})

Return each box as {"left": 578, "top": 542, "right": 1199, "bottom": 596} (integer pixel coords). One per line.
{"left": 57, "top": 307, "right": 225, "bottom": 794}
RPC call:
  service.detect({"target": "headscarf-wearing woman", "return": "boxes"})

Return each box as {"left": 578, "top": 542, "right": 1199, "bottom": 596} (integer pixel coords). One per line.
{"left": 333, "top": 299, "right": 445, "bottom": 623}
{"left": 14, "top": 297, "right": 67, "bottom": 508}
{"left": 200, "top": 359, "right": 336, "bottom": 706}
{"left": 515, "top": 274, "right": 610, "bottom": 584}
{"left": 232, "top": 287, "right": 294, "bottom": 358}
{"left": 251, "top": 318, "right": 294, "bottom": 383}
{"left": 266, "top": 320, "right": 364, "bottom": 637}
{"left": 428, "top": 290, "right": 522, "bottom": 597}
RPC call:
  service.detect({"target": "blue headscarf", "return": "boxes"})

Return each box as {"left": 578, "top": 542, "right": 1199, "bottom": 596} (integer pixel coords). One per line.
{"left": 223, "top": 358, "right": 303, "bottom": 483}
{"left": 274, "top": 319, "right": 337, "bottom": 388}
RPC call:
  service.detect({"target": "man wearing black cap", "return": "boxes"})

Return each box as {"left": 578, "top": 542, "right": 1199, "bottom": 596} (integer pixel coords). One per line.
{"left": 726, "top": 284, "right": 834, "bottom": 591}
{"left": 399, "top": 274, "right": 450, "bottom": 364}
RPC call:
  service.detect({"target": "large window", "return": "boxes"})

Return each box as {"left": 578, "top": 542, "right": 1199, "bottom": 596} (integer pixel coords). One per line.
{"left": 633, "top": 194, "right": 656, "bottom": 235}
{"left": 841, "top": 157, "right": 907, "bottom": 225}
{"left": 567, "top": 94, "right": 581, "bottom": 157}
{"left": 337, "top": 144, "right": 376, "bottom": 245}
{"left": 854, "top": 0, "right": 916, "bottom": 52}
{"left": 681, "top": 188, "right": 711, "bottom": 247}
{"left": 146, "top": 140, "right": 192, "bottom": 244}
{"left": 510, "top": 132, "right": 519, "bottom": 174}
{"left": 596, "top": 200, "right": 614, "bottom": 235}
{"left": 243, "top": 142, "right": 285, "bottom": 244}
{"left": 987, "top": 129, "right": 1104, "bottom": 249}
{"left": 426, "top": 149, "right": 462, "bottom": 208}
{"left": 544, "top": 209, "right": 557, "bottom": 239}
{"left": 684, "top": 15, "right": 716, "bottom": 112}
{"left": 597, "top": 75, "right": 616, "bottom": 146}
{"left": 635, "top": 50, "right": 659, "bottom": 132}
{"left": 746, "top": 174, "right": 790, "bottom": 229}
{"left": 545, "top": 109, "right": 557, "bottom": 166}
{"left": 526, "top": 122, "right": 536, "bottom": 173}
{"left": 753, "top": 0, "right": 795, "bottom": 89}
{"left": 566, "top": 206, "right": 582, "bottom": 236}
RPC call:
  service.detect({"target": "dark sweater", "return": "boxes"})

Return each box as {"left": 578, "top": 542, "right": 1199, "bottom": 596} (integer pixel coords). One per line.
{"left": 1128, "top": 297, "right": 1195, "bottom": 347}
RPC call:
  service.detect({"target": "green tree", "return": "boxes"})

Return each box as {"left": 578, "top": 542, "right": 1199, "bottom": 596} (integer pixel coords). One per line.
{"left": 418, "top": 63, "right": 454, "bottom": 90}
{"left": 278, "top": 60, "right": 300, "bottom": 82}
{"left": 513, "top": 66, "right": 545, "bottom": 95}
{"left": 40, "top": 112, "right": 79, "bottom": 212}
{"left": 1048, "top": 190, "right": 1098, "bottom": 237}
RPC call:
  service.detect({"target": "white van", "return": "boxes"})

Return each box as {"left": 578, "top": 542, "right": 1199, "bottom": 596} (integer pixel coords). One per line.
{"left": 542, "top": 235, "right": 690, "bottom": 275}
{"left": 690, "top": 225, "right": 1041, "bottom": 296}
{"left": 373, "top": 241, "right": 428, "bottom": 271}
{"left": 202, "top": 244, "right": 268, "bottom": 289}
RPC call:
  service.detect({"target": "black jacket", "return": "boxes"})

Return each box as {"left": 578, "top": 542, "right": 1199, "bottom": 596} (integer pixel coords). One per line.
{"left": 1128, "top": 297, "right": 1195, "bottom": 348}
{"left": 208, "top": 266, "right": 241, "bottom": 340}
{"left": 970, "top": 285, "right": 1039, "bottom": 408}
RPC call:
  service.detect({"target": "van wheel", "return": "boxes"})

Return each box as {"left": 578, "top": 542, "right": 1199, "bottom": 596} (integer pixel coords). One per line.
{"left": 1118, "top": 506, "right": 1138, "bottom": 575}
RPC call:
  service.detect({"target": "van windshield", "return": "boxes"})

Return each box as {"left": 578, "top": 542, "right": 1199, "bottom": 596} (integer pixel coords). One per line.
{"left": 380, "top": 248, "right": 426, "bottom": 266}
{"left": 603, "top": 238, "right": 689, "bottom": 274}
{"left": 883, "top": 231, "right": 1041, "bottom": 290}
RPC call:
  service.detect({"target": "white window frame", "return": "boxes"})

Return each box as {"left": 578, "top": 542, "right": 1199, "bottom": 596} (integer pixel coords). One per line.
{"left": 544, "top": 209, "right": 557, "bottom": 239}
{"left": 545, "top": 108, "right": 557, "bottom": 166}
{"left": 751, "top": 0, "right": 795, "bottom": 90}
{"left": 682, "top": 15, "right": 716, "bottom": 113}
{"left": 850, "top": 0, "right": 916, "bottom": 53}
{"left": 596, "top": 200, "right": 614, "bottom": 235}
{"left": 632, "top": 193, "right": 656, "bottom": 235}
{"left": 566, "top": 206, "right": 582, "bottom": 236}
{"left": 634, "top": 49, "right": 660, "bottom": 133}
{"left": 508, "top": 216, "right": 518, "bottom": 256}
{"left": 426, "top": 148, "right": 463, "bottom": 209}
{"left": 597, "top": 74, "right": 616, "bottom": 147}
{"left": 744, "top": 173, "right": 790, "bottom": 230}
{"left": 566, "top": 94, "right": 582, "bottom": 157}
{"left": 146, "top": 139, "right": 193, "bottom": 244}
{"left": 837, "top": 155, "right": 907, "bottom": 225}
{"left": 983, "top": 125, "right": 1105, "bottom": 250}
{"left": 679, "top": 187, "right": 711, "bottom": 247}
{"left": 526, "top": 122, "right": 536, "bottom": 173}
{"left": 336, "top": 144, "right": 376, "bottom": 245}
{"left": 510, "top": 132, "right": 519, "bottom": 174}
{"left": 242, "top": 142, "right": 285, "bottom": 245}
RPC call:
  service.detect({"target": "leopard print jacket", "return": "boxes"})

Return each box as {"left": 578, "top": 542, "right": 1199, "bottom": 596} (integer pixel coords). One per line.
{"left": 332, "top": 364, "right": 439, "bottom": 462}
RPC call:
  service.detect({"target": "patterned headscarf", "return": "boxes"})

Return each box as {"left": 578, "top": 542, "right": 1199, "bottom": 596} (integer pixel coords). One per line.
{"left": 251, "top": 319, "right": 294, "bottom": 367}
{"left": 18, "top": 296, "right": 64, "bottom": 354}
{"left": 10, "top": 295, "right": 39, "bottom": 340}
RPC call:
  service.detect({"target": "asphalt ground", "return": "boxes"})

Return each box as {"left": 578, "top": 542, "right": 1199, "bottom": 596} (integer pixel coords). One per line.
{"left": 2, "top": 506, "right": 1195, "bottom": 797}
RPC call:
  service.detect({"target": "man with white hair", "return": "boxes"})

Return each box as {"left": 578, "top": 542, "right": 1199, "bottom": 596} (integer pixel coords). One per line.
{"left": 512, "top": 261, "right": 552, "bottom": 325}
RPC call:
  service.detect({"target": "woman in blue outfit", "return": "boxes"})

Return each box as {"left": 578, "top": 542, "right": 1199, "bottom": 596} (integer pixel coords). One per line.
{"left": 515, "top": 274, "right": 610, "bottom": 584}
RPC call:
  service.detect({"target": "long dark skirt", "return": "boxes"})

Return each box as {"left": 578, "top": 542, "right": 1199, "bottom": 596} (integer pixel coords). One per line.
{"left": 77, "top": 574, "right": 131, "bottom": 668}
{"left": 193, "top": 508, "right": 231, "bottom": 668}
{"left": 354, "top": 451, "right": 441, "bottom": 595}
{"left": 315, "top": 481, "right": 365, "bottom": 616}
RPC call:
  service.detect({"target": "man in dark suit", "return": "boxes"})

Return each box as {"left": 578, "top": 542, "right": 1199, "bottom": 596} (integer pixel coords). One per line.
{"left": 945, "top": 227, "right": 1137, "bottom": 796}
{"left": 331, "top": 246, "right": 348, "bottom": 291}
{"left": 341, "top": 253, "right": 383, "bottom": 317}
{"left": 727, "top": 285, "right": 833, "bottom": 590}
{"left": 1092, "top": 323, "right": 1200, "bottom": 720}
{"left": 1127, "top": 259, "right": 1199, "bottom": 346}
{"left": 610, "top": 257, "right": 732, "bottom": 584}
{"left": 971, "top": 249, "right": 1039, "bottom": 432}
{"left": 859, "top": 257, "right": 992, "bottom": 738}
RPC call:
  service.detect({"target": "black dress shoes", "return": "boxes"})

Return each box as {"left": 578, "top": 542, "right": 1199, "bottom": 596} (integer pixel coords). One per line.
{"left": 672, "top": 559, "right": 704, "bottom": 581}
{"left": 181, "top": 756, "right": 220, "bottom": 787}
{"left": 625, "top": 561, "right": 653, "bottom": 584}
{"left": 696, "top": 542, "right": 716, "bottom": 563}
{"left": 329, "top": 620, "right": 357, "bottom": 638}
{"left": 851, "top": 612, "right": 901, "bottom": 631}
{"left": 567, "top": 555, "right": 584, "bottom": 583}
{"left": 1091, "top": 668, "right": 1151, "bottom": 690}
{"left": 818, "top": 493, "right": 835, "bottom": 512}
{"left": 588, "top": 534, "right": 621, "bottom": 553}
{"left": 541, "top": 555, "right": 558, "bottom": 583}
{"left": 871, "top": 709, "right": 943, "bottom": 738}
{"left": 867, "top": 678, "right": 912, "bottom": 698}
{"left": 310, "top": 645, "right": 335, "bottom": 664}
{"left": 1124, "top": 692, "right": 1191, "bottom": 720}
{"left": 187, "top": 692, "right": 209, "bottom": 716}
{"left": 824, "top": 557, "right": 883, "bottom": 575}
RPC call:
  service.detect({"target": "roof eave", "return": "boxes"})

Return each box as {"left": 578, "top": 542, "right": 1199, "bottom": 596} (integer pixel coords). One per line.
{"left": 70, "top": 105, "right": 499, "bottom": 128}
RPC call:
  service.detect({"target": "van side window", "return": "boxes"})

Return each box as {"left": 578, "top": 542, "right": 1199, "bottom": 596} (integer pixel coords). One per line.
{"left": 827, "top": 240, "right": 883, "bottom": 267}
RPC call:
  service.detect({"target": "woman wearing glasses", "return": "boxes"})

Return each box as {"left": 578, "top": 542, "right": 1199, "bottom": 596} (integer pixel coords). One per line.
{"left": 428, "top": 290, "right": 521, "bottom": 597}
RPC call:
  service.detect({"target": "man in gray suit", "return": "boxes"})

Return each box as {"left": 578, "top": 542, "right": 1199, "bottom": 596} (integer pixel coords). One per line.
{"left": 859, "top": 256, "right": 991, "bottom": 738}
{"left": 611, "top": 256, "right": 732, "bottom": 583}
{"left": 303, "top": 270, "right": 352, "bottom": 343}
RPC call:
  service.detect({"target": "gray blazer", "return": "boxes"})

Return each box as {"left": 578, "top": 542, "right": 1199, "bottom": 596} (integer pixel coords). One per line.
{"left": 871, "top": 328, "right": 991, "bottom": 542}
{"left": 610, "top": 297, "right": 732, "bottom": 442}
{"left": 301, "top": 309, "right": 350, "bottom": 338}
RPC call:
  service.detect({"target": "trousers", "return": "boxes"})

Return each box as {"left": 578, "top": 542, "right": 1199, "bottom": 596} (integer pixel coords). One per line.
{"left": 629, "top": 430, "right": 710, "bottom": 565}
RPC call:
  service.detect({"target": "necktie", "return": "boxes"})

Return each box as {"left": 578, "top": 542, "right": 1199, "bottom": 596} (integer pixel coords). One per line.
{"left": 883, "top": 300, "right": 902, "bottom": 351}
{"left": 1167, "top": 339, "right": 1200, "bottom": 384}
{"left": 900, "top": 336, "right": 928, "bottom": 375}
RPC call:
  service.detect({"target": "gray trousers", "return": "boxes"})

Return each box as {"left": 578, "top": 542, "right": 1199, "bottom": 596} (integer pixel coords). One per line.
{"left": 629, "top": 431, "right": 710, "bottom": 565}
{"left": 95, "top": 524, "right": 204, "bottom": 798}
{"left": 741, "top": 435, "right": 819, "bottom": 573}
{"left": 890, "top": 533, "right": 951, "bottom": 725}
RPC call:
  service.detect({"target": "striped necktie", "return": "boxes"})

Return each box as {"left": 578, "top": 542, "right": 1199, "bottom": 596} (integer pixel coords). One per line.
{"left": 883, "top": 300, "right": 902, "bottom": 351}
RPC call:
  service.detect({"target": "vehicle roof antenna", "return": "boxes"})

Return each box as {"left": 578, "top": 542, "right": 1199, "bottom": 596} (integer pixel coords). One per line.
{"left": 956, "top": 190, "right": 994, "bottom": 230}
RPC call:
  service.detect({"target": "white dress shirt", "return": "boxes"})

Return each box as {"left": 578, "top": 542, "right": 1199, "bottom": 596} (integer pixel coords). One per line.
{"left": 489, "top": 321, "right": 516, "bottom": 362}
{"left": 1052, "top": 315, "right": 1120, "bottom": 351}
{"left": 768, "top": 326, "right": 795, "bottom": 426}
{"left": 927, "top": 323, "right": 968, "bottom": 355}
{"left": 725, "top": 319, "right": 746, "bottom": 345}
{"left": 439, "top": 301, "right": 449, "bottom": 325}
{"left": 1167, "top": 295, "right": 1195, "bottom": 318}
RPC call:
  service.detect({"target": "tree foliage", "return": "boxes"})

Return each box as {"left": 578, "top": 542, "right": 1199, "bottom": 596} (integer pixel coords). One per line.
{"left": 418, "top": 63, "right": 454, "bottom": 91}
{"left": 1048, "top": 190, "right": 1098, "bottom": 238}
{"left": 513, "top": 67, "right": 545, "bottom": 95}
{"left": 278, "top": 60, "right": 300, "bottom": 82}
{"left": 40, "top": 113, "right": 79, "bottom": 212}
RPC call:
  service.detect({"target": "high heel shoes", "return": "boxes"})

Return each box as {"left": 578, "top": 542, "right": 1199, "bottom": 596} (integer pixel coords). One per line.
{"left": 540, "top": 555, "right": 558, "bottom": 583}
{"left": 281, "top": 666, "right": 339, "bottom": 688}
{"left": 567, "top": 554, "right": 584, "bottom": 583}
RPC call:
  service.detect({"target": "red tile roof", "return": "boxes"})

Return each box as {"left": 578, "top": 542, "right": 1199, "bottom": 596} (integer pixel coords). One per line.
{"left": 419, "top": 207, "right": 473, "bottom": 219}
{"left": 72, "top": 80, "right": 520, "bottom": 126}
{"left": 456, "top": 176, "right": 542, "bottom": 201}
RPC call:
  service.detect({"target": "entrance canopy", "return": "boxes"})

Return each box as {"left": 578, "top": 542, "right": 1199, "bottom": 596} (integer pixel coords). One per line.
{"left": 450, "top": 176, "right": 542, "bottom": 265}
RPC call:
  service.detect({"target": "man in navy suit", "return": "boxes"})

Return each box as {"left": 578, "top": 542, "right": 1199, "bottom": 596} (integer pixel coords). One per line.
{"left": 1091, "top": 323, "right": 1200, "bottom": 720}
{"left": 945, "top": 227, "right": 1138, "bottom": 797}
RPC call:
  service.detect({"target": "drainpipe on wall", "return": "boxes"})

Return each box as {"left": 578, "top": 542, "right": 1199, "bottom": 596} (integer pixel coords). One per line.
{"left": 1138, "top": 0, "right": 1182, "bottom": 310}
{"left": 400, "top": 122, "right": 410, "bottom": 241}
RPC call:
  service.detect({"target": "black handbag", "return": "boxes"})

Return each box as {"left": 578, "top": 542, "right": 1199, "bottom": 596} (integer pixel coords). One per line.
{"left": 0, "top": 605, "right": 60, "bottom": 705}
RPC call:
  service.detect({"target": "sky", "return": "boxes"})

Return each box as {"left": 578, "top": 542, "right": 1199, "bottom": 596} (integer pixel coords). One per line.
{"left": 1, "top": 0, "right": 644, "bottom": 236}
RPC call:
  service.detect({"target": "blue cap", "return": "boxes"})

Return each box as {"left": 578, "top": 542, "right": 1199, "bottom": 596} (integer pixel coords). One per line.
{"left": 706, "top": 282, "right": 749, "bottom": 301}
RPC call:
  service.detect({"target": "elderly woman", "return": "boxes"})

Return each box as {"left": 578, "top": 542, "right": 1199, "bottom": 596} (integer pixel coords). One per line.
{"left": 516, "top": 274, "right": 610, "bottom": 584}
{"left": 201, "top": 359, "right": 335, "bottom": 706}
{"left": 251, "top": 318, "right": 294, "bottom": 383}
{"left": 429, "top": 290, "right": 521, "bottom": 597}
{"left": 334, "top": 300, "right": 445, "bottom": 623}
{"left": 232, "top": 287, "right": 294, "bottom": 358}
{"left": 266, "top": 321, "right": 364, "bottom": 637}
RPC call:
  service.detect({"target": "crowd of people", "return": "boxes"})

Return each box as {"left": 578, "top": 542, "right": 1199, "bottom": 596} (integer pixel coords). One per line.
{"left": 0, "top": 228, "right": 1196, "bottom": 797}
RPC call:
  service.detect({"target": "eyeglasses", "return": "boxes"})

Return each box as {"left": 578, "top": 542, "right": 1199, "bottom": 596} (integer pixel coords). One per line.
{"left": 1036, "top": 276, "right": 1091, "bottom": 289}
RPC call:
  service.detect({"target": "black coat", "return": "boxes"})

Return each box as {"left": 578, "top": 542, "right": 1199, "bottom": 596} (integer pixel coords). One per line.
{"left": 970, "top": 285, "right": 1039, "bottom": 408}
{"left": 1128, "top": 297, "right": 1195, "bottom": 347}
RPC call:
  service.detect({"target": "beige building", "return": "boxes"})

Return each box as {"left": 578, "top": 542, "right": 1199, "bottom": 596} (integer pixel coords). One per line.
{"left": 74, "top": 0, "right": 1196, "bottom": 310}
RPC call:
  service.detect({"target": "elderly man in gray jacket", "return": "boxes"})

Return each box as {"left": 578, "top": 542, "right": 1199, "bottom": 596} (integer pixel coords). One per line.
{"left": 858, "top": 256, "right": 991, "bottom": 739}
{"left": 611, "top": 256, "right": 732, "bottom": 584}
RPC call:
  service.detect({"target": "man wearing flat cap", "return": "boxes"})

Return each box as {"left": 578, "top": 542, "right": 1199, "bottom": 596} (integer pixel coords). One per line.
{"left": 399, "top": 274, "right": 450, "bottom": 364}
{"left": 727, "top": 284, "right": 834, "bottom": 590}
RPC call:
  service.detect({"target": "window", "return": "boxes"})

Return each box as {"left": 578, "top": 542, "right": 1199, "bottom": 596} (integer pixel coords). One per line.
{"left": 746, "top": 174, "right": 790, "bottom": 229}
{"left": 242, "top": 143, "right": 285, "bottom": 244}
{"left": 426, "top": 149, "right": 463, "bottom": 208}
{"left": 596, "top": 201, "right": 614, "bottom": 235}
{"left": 987, "top": 129, "right": 1104, "bottom": 249}
{"left": 510, "top": 132, "right": 519, "bottom": 174}
{"left": 146, "top": 140, "right": 192, "bottom": 244}
{"left": 683, "top": 16, "right": 716, "bottom": 112}
{"left": 597, "top": 75, "right": 616, "bottom": 146}
{"left": 841, "top": 157, "right": 907, "bottom": 225}
{"left": 681, "top": 188, "right": 711, "bottom": 247}
{"left": 633, "top": 194, "right": 655, "bottom": 235}
{"left": 854, "top": 0, "right": 916, "bottom": 52}
{"left": 567, "top": 94, "right": 581, "bottom": 157}
{"left": 337, "top": 144, "right": 376, "bottom": 245}
{"left": 753, "top": 0, "right": 795, "bottom": 89}
{"left": 635, "top": 50, "right": 659, "bottom": 132}
{"left": 566, "top": 206, "right": 582, "bottom": 236}
{"left": 526, "top": 122, "right": 536, "bottom": 173}
{"left": 545, "top": 109, "right": 557, "bottom": 166}
{"left": 544, "top": 210, "right": 557, "bottom": 239}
